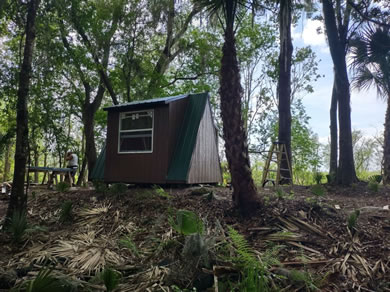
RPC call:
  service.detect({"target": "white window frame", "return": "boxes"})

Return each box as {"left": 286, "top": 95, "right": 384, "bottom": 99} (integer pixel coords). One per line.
{"left": 118, "top": 109, "right": 154, "bottom": 154}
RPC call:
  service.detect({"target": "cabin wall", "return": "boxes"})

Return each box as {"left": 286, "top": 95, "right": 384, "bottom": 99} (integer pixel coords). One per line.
{"left": 187, "top": 101, "right": 223, "bottom": 184}
{"left": 104, "top": 106, "right": 170, "bottom": 183}
{"left": 168, "top": 98, "right": 189, "bottom": 164}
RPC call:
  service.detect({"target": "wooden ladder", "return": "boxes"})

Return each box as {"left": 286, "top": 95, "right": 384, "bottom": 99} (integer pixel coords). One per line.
{"left": 261, "top": 142, "right": 293, "bottom": 187}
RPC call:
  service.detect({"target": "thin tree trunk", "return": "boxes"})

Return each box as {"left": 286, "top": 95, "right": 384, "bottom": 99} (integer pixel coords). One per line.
{"left": 383, "top": 96, "right": 390, "bottom": 184}
{"left": 6, "top": 0, "right": 40, "bottom": 223}
{"left": 33, "top": 149, "right": 39, "bottom": 183}
{"left": 277, "top": 0, "right": 293, "bottom": 183}
{"left": 329, "top": 77, "right": 338, "bottom": 183}
{"left": 77, "top": 132, "right": 86, "bottom": 186}
{"left": 220, "top": 26, "right": 260, "bottom": 215}
{"left": 3, "top": 143, "right": 11, "bottom": 182}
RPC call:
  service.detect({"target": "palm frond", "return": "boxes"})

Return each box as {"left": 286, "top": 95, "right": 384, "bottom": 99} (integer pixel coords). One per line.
{"left": 349, "top": 23, "right": 390, "bottom": 100}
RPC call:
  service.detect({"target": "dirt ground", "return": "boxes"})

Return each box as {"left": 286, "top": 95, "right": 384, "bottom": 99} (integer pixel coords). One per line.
{"left": 0, "top": 183, "right": 389, "bottom": 291}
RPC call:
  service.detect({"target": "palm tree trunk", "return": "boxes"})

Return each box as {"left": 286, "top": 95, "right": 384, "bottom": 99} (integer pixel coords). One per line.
{"left": 220, "top": 27, "right": 260, "bottom": 214}
{"left": 278, "top": 0, "right": 293, "bottom": 182}
{"left": 6, "top": 0, "right": 40, "bottom": 223}
{"left": 383, "top": 96, "right": 390, "bottom": 184}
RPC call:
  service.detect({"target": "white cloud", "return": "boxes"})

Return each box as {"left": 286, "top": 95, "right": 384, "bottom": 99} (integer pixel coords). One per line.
{"left": 302, "top": 19, "right": 327, "bottom": 47}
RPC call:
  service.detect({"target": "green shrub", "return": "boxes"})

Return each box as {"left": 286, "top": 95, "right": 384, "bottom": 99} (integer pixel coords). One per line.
{"left": 369, "top": 175, "right": 382, "bottom": 184}
{"left": 310, "top": 184, "right": 325, "bottom": 197}
{"left": 110, "top": 183, "right": 128, "bottom": 197}
{"left": 118, "top": 236, "right": 139, "bottom": 257}
{"left": 275, "top": 188, "right": 285, "bottom": 199}
{"left": 55, "top": 182, "right": 70, "bottom": 192}
{"left": 313, "top": 172, "right": 323, "bottom": 184}
{"left": 169, "top": 209, "right": 204, "bottom": 235}
{"left": 99, "top": 268, "right": 121, "bottom": 292}
{"left": 368, "top": 181, "right": 379, "bottom": 192}
{"left": 153, "top": 185, "right": 171, "bottom": 199}
{"left": 93, "top": 180, "right": 109, "bottom": 195}
{"left": 59, "top": 201, "right": 73, "bottom": 223}
{"left": 8, "top": 210, "right": 27, "bottom": 243}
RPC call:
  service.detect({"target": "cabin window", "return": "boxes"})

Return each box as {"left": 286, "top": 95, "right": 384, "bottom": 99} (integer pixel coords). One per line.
{"left": 118, "top": 110, "right": 153, "bottom": 153}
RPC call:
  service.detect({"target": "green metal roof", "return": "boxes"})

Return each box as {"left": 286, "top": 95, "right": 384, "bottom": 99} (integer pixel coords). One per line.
{"left": 90, "top": 144, "right": 106, "bottom": 181}
{"left": 166, "top": 92, "right": 208, "bottom": 181}
{"left": 104, "top": 94, "right": 189, "bottom": 112}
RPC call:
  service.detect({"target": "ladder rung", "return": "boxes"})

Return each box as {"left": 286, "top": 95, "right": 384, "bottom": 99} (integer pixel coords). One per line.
{"left": 280, "top": 177, "right": 292, "bottom": 180}
{"left": 280, "top": 168, "right": 291, "bottom": 171}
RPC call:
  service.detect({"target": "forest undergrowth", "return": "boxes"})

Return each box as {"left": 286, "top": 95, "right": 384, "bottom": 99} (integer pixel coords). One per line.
{"left": 0, "top": 183, "right": 389, "bottom": 291}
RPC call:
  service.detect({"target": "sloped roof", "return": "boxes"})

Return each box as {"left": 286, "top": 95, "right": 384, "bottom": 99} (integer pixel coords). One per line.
{"left": 90, "top": 144, "right": 106, "bottom": 181}
{"left": 166, "top": 92, "right": 208, "bottom": 182}
{"left": 104, "top": 94, "right": 189, "bottom": 112}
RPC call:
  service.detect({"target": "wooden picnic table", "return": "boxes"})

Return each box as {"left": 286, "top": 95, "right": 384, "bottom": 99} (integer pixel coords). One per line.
{"left": 27, "top": 166, "right": 74, "bottom": 189}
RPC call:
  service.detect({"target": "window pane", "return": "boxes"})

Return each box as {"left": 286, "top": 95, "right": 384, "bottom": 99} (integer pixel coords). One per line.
{"left": 121, "top": 112, "right": 153, "bottom": 130}
{"left": 119, "top": 131, "right": 152, "bottom": 152}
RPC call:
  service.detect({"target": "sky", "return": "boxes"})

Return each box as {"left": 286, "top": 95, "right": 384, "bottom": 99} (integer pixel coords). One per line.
{"left": 292, "top": 19, "right": 386, "bottom": 144}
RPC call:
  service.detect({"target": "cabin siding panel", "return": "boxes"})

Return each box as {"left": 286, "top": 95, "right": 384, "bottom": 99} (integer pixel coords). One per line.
{"left": 168, "top": 98, "right": 188, "bottom": 164}
{"left": 187, "top": 101, "right": 222, "bottom": 183}
{"left": 104, "top": 106, "right": 169, "bottom": 183}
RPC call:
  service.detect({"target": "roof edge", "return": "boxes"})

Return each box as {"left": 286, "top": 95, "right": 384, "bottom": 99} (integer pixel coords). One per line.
{"left": 103, "top": 94, "right": 190, "bottom": 111}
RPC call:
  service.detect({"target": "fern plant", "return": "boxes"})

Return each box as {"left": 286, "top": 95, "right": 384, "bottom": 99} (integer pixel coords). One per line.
{"left": 227, "top": 226, "right": 268, "bottom": 291}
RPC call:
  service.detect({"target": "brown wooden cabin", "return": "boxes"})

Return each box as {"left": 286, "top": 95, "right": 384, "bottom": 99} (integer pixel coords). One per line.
{"left": 91, "top": 92, "right": 222, "bottom": 184}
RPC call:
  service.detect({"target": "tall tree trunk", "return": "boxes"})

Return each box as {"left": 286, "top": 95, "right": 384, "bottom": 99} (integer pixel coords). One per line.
{"left": 83, "top": 103, "right": 98, "bottom": 179}
{"left": 6, "top": 0, "right": 40, "bottom": 223}
{"left": 322, "top": 0, "right": 357, "bottom": 185}
{"left": 329, "top": 77, "right": 338, "bottom": 183}
{"left": 336, "top": 68, "right": 356, "bottom": 184}
{"left": 383, "top": 96, "right": 390, "bottom": 184}
{"left": 3, "top": 143, "right": 11, "bottom": 182}
{"left": 220, "top": 27, "right": 260, "bottom": 214}
{"left": 277, "top": 0, "right": 293, "bottom": 183}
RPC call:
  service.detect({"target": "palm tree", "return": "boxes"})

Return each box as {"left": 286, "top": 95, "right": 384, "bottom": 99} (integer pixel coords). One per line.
{"left": 195, "top": 0, "right": 261, "bottom": 213}
{"left": 350, "top": 24, "right": 390, "bottom": 183}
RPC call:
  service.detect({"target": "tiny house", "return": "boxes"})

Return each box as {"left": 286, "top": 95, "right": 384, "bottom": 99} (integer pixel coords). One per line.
{"left": 91, "top": 92, "right": 222, "bottom": 184}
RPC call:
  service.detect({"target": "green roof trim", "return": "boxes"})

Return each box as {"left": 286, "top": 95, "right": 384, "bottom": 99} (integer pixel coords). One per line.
{"left": 90, "top": 144, "right": 106, "bottom": 181}
{"left": 166, "top": 92, "right": 208, "bottom": 181}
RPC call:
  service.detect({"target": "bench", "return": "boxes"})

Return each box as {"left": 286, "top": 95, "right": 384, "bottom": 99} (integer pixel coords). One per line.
{"left": 27, "top": 166, "right": 75, "bottom": 189}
